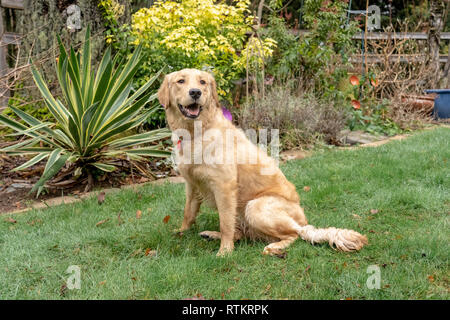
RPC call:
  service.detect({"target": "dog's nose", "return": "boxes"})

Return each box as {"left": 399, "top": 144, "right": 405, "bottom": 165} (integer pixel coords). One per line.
{"left": 189, "top": 88, "right": 202, "bottom": 100}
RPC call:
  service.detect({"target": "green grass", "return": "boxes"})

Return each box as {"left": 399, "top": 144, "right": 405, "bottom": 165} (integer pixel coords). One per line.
{"left": 0, "top": 127, "right": 449, "bottom": 300}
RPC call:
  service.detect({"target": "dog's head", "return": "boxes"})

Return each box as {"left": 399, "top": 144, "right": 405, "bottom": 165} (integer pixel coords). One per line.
{"left": 157, "top": 68, "right": 220, "bottom": 121}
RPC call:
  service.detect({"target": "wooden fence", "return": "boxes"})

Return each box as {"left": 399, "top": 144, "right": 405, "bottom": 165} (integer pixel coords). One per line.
{"left": 0, "top": 0, "right": 23, "bottom": 109}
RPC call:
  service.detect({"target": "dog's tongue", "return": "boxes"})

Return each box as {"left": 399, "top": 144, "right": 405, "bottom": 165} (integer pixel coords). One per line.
{"left": 187, "top": 105, "right": 200, "bottom": 116}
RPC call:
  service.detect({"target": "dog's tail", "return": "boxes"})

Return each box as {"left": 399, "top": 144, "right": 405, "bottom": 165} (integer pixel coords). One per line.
{"left": 293, "top": 224, "right": 368, "bottom": 252}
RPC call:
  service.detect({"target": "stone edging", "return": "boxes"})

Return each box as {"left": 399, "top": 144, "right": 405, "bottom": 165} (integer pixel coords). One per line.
{"left": 4, "top": 176, "right": 186, "bottom": 216}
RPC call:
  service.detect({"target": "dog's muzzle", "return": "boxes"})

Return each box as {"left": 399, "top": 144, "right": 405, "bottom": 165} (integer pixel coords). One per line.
{"left": 178, "top": 103, "right": 202, "bottom": 119}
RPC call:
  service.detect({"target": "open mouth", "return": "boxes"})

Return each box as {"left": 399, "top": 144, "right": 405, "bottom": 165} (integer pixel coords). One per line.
{"left": 178, "top": 103, "right": 202, "bottom": 119}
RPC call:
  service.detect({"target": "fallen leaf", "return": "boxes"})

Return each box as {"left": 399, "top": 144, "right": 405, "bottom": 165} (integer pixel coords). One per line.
{"left": 144, "top": 248, "right": 157, "bottom": 257}
{"left": 427, "top": 275, "right": 435, "bottom": 283}
{"left": 304, "top": 265, "right": 311, "bottom": 273}
{"left": 117, "top": 212, "right": 123, "bottom": 225}
{"left": 5, "top": 217, "right": 17, "bottom": 224}
{"left": 263, "top": 284, "right": 271, "bottom": 294}
{"left": 60, "top": 283, "right": 68, "bottom": 297}
{"left": 99, "top": 280, "right": 106, "bottom": 286}
{"left": 352, "top": 214, "right": 361, "bottom": 219}
{"left": 370, "top": 209, "right": 379, "bottom": 214}
{"left": 95, "top": 218, "right": 110, "bottom": 227}
{"left": 136, "top": 210, "right": 142, "bottom": 219}
{"left": 139, "top": 177, "right": 149, "bottom": 183}
{"left": 303, "top": 186, "right": 311, "bottom": 192}
{"left": 163, "top": 215, "right": 171, "bottom": 224}
{"left": 97, "top": 191, "right": 106, "bottom": 205}
{"left": 383, "top": 284, "right": 391, "bottom": 288}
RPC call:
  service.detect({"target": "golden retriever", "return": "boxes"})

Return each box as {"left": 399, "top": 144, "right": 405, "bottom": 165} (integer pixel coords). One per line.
{"left": 158, "top": 68, "right": 368, "bottom": 256}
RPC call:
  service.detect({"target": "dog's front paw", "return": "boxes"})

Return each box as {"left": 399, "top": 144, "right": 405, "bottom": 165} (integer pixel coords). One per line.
{"left": 216, "top": 243, "right": 234, "bottom": 257}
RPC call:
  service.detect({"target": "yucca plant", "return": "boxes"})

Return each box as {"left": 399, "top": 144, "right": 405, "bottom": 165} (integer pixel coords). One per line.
{"left": 0, "top": 27, "right": 171, "bottom": 196}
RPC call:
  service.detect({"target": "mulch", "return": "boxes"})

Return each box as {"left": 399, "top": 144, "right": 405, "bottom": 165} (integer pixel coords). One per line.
{"left": 0, "top": 151, "right": 175, "bottom": 214}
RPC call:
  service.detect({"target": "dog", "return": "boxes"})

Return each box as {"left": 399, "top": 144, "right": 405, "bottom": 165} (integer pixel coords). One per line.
{"left": 158, "top": 68, "right": 368, "bottom": 256}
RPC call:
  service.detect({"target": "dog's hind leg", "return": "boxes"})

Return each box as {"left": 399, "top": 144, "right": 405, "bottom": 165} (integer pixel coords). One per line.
{"left": 244, "top": 196, "right": 301, "bottom": 255}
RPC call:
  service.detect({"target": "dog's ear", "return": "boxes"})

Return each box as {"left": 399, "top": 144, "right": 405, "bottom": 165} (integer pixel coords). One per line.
{"left": 158, "top": 75, "right": 170, "bottom": 108}
{"left": 208, "top": 73, "right": 220, "bottom": 108}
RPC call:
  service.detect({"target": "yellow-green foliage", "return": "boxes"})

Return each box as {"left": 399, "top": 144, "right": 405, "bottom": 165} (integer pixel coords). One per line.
{"left": 131, "top": 0, "right": 276, "bottom": 99}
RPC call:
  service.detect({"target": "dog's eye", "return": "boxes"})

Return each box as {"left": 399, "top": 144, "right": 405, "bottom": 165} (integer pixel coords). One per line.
{"left": 177, "top": 79, "right": 185, "bottom": 84}
{"left": 200, "top": 80, "right": 206, "bottom": 85}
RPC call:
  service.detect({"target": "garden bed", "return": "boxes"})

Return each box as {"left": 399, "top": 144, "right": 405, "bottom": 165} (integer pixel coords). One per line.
{"left": 0, "top": 151, "right": 175, "bottom": 214}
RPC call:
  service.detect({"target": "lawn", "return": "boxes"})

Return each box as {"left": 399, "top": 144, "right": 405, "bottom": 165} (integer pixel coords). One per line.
{"left": 0, "top": 127, "right": 448, "bottom": 300}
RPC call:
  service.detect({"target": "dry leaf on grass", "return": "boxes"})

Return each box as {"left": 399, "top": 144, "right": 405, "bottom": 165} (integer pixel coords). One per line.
{"left": 136, "top": 210, "right": 142, "bottom": 219}
{"left": 163, "top": 215, "right": 171, "bottom": 224}
{"left": 145, "top": 248, "right": 157, "bottom": 257}
{"left": 60, "top": 283, "right": 68, "bottom": 297}
{"left": 370, "top": 209, "right": 379, "bottom": 214}
{"left": 5, "top": 217, "right": 17, "bottom": 224}
{"left": 303, "top": 186, "right": 311, "bottom": 192}
{"left": 95, "top": 218, "right": 110, "bottom": 227}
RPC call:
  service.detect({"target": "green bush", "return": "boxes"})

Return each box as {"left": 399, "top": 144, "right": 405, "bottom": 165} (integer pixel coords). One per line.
{"left": 0, "top": 28, "right": 171, "bottom": 196}
{"left": 130, "top": 0, "right": 276, "bottom": 101}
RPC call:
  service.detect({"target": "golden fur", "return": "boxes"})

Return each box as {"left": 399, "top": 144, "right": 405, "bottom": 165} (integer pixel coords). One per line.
{"left": 158, "top": 68, "right": 368, "bottom": 256}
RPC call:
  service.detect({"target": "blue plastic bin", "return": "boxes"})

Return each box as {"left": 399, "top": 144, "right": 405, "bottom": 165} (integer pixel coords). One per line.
{"left": 425, "top": 89, "right": 450, "bottom": 119}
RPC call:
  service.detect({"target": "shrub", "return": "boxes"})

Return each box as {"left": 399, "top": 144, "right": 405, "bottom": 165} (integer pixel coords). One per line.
{"left": 298, "top": 0, "right": 358, "bottom": 99}
{"left": 130, "top": 0, "right": 276, "bottom": 101}
{"left": 0, "top": 28, "right": 171, "bottom": 196}
{"left": 237, "top": 86, "right": 348, "bottom": 149}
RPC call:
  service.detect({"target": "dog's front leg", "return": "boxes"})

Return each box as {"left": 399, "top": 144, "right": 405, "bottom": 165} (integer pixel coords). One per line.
{"left": 213, "top": 182, "right": 237, "bottom": 256}
{"left": 180, "top": 182, "right": 201, "bottom": 232}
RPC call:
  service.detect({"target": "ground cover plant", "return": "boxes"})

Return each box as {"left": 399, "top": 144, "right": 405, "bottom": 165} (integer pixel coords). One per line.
{"left": 0, "top": 127, "right": 448, "bottom": 299}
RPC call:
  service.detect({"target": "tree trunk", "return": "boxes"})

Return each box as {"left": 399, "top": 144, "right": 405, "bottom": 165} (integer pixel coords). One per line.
{"left": 427, "top": 0, "right": 445, "bottom": 88}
